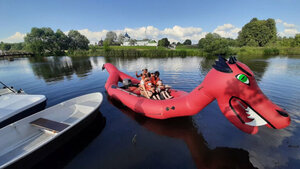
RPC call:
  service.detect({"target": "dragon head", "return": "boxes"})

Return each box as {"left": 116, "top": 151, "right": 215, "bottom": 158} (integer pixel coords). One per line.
{"left": 203, "top": 56, "right": 291, "bottom": 134}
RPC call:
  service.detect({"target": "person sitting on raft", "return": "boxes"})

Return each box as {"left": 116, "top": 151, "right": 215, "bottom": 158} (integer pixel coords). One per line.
{"left": 156, "top": 80, "right": 173, "bottom": 99}
{"left": 136, "top": 68, "right": 148, "bottom": 78}
{"left": 150, "top": 71, "right": 160, "bottom": 86}
{"left": 139, "top": 77, "right": 160, "bottom": 100}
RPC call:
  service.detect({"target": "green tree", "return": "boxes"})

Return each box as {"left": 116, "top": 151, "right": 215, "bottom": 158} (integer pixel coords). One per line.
{"left": 54, "top": 29, "right": 69, "bottom": 53}
{"left": 105, "top": 31, "right": 117, "bottom": 45}
{"left": 238, "top": 18, "right": 277, "bottom": 47}
{"left": 0, "top": 41, "right": 4, "bottom": 50}
{"left": 43, "top": 27, "right": 56, "bottom": 52}
{"left": 103, "top": 41, "right": 111, "bottom": 51}
{"left": 226, "top": 38, "right": 239, "bottom": 47}
{"left": 183, "top": 39, "right": 192, "bottom": 45}
{"left": 129, "top": 39, "right": 137, "bottom": 46}
{"left": 117, "top": 34, "right": 125, "bottom": 44}
{"left": 68, "top": 30, "right": 90, "bottom": 50}
{"left": 3, "top": 43, "right": 11, "bottom": 51}
{"left": 276, "top": 36, "right": 294, "bottom": 47}
{"left": 158, "top": 38, "right": 170, "bottom": 47}
{"left": 24, "top": 27, "right": 56, "bottom": 54}
{"left": 25, "top": 27, "right": 89, "bottom": 55}
{"left": 293, "top": 34, "right": 300, "bottom": 46}
{"left": 10, "top": 43, "right": 24, "bottom": 50}
{"left": 198, "top": 33, "right": 230, "bottom": 55}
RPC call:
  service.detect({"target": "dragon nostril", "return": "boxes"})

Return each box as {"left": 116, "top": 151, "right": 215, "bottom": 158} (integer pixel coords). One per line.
{"left": 276, "top": 110, "right": 289, "bottom": 117}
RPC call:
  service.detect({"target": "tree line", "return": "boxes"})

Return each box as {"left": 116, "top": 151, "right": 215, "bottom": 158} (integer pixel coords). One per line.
{"left": 0, "top": 27, "right": 89, "bottom": 55}
{"left": 1, "top": 18, "right": 300, "bottom": 56}
{"left": 98, "top": 18, "right": 300, "bottom": 56}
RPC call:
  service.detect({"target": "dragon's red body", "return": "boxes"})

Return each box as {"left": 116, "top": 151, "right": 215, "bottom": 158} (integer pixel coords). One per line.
{"left": 103, "top": 56, "right": 290, "bottom": 134}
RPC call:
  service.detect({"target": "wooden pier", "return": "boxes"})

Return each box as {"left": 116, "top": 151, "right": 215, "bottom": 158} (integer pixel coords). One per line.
{"left": 0, "top": 51, "right": 34, "bottom": 57}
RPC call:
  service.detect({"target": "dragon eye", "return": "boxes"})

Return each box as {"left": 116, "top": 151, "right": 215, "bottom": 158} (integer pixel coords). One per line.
{"left": 236, "top": 74, "right": 249, "bottom": 85}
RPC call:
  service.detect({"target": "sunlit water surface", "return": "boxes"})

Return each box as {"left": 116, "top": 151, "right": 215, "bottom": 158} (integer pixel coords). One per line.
{"left": 0, "top": 56, "right": 299, "bottom": 169}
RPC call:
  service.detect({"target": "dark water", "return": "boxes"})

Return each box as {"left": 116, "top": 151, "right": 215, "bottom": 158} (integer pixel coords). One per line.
{"left": 0, "top": 55, "right": 299, "bottom": 169}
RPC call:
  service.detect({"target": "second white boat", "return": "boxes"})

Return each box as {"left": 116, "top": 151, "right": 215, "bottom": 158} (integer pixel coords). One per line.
{"left": 0, "top": 92, "right": 103, "bottom": 169}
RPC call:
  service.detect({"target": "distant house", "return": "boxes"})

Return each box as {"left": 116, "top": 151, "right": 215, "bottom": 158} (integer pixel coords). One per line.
{"left": 0, "top": 50, "right": 2, "bottom": 55}
{"left": 124, "top": 32, "right": 130, "bottom": 41}
{"left": 122, "top": 32, "right": 158, "bottom": 46}
{"left": 168, "top": 42, "right": 177, "bottom": 49}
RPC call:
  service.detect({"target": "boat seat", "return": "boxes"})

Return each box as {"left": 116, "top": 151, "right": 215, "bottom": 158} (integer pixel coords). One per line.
{"left": 30, "top": 118, "right": 70, "bottom": 133}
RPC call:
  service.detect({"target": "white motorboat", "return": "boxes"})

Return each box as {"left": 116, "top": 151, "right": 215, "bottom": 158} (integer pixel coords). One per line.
{"left": 0, "top": 83, "right": 47, "bottom": 128}
{"left": 0, "top": 92, "right": 103, "bottom": 168}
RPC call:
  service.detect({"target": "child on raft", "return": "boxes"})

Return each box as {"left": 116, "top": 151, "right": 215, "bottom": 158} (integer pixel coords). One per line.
{"left": 139, "top": 77, "right": 160, "bottom": 100}
{"left": 137, "top": 69, "right": 172, "bottom": 100}
{"left": 156, "top": 80, "right": 173, "bottom": 99}
{"left": 150, "top": 71, "right": 160, "bottom": 86}
{"left": 136, "top": 68, "right": 148, "bottom": 78}
{"left": 151, "top": 71, "right": 172, "bottom": 99}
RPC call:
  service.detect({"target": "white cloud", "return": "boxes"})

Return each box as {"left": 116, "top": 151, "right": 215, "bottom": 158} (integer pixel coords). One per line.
{"left": 1, "top": 24, "right": 242, "bottom": 44}
{"left": 0, "top": 32, "right": 25, "bottom": 43}
{"left": 77, "top": 29, "right": 109, "bottom": 43}
{"left": 283, "top": 22, "right": 296, "bottom": 28}
{"left": 161, "top": 26, "right": 204, "bottom": 41}
{"left": 77, "top": 25, "right": 207, "bottom": 44}
{"left": 213, "top": 24, "right": 241, "bottom": 38}
{"left": 275, "top": 19, "right": 283, "bottom": 24}
{"left": 79, "top": 25, "right": 241, "bottom": 44}
{"left": 276, "top": 19, "right": 299, "bottom": 37}
{"left": 283, "top": 28, "right": 299, "bottom": 36}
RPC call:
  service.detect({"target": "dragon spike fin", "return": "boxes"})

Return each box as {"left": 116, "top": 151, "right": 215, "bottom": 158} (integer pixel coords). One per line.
{"left": 213, "top": 56, "right": 233, "bottom": 73}
{"left": 228, "top": 56, "right": 237, "bottom": 64}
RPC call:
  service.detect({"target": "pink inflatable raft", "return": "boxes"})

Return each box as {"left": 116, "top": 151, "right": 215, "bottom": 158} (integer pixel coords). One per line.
{"left": 103, "top": 56, "right": 290, "bottom": 134}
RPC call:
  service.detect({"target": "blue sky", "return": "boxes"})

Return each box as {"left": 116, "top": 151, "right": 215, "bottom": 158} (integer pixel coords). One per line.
{"left": 0, "top": 0, "right": 299, "bottom": 43}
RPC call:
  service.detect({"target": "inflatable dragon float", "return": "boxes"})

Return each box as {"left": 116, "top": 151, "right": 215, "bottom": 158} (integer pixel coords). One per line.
{"left": 103, "top": 56, "right": 291, "bottom": 134}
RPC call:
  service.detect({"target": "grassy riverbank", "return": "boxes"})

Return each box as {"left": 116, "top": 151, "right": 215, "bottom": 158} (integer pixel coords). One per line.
{"left": 67, "top": 45, "right": 204, "bottom": 57}
{"left": 233, "top": 46, "right": 300, "bottom": 56}
{"left": 67, "top": 45, "right": 300, "bottom": 58}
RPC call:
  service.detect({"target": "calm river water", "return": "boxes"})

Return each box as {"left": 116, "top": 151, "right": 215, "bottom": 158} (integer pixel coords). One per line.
{"left": 0, "top": 55, "right": 299, "bottom": 169}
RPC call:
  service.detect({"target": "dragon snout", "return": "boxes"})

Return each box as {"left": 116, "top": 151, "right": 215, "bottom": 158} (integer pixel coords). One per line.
{"left": 276, "top": 110, "right": 289, "bottom": 117}
{"left": 267, "top": 109, "right": 291, "bottom": 129}
{"left": 219, "top": 96, "right": 291, "bottom": 134}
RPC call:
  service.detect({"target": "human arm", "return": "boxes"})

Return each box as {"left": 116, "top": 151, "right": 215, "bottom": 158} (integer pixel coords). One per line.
{"left": 136, "top": 71, "right": 142, "bottom": 78}
{"left": 141, "top": 84, "right": 150, "bottom": 99}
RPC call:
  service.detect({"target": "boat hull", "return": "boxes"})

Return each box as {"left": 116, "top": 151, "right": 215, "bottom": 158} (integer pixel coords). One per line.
{"left": 0, "top": 93, "right": 103, "bottom": 169}
{"left": 103, "top": 63, "right": 214, "bottom": 119}
{"left": 0, "top": 99, "right": 47, "bottom": 129}
{"left": 3, "top": 103, "right": 100, "bottom": 169}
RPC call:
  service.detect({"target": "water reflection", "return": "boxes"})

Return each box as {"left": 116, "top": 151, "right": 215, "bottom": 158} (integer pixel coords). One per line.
{"left": 33, "top": 112, "right": 106, "bottom": 169}
{"left": 27, "top": 56, "right": 270, "bottom": 84}
{"left": 1, "top": 55, "right": 300, "bottom": 169}
{"left": 238, "top": 59, "right": 269, "bottom": 81}
{"left": 104, "top": 56, "right": 207, "bottom": 72}
{"left": 72, "top": 57, "right": 93, "bottom": 77}
{"left": 108, "top": 97, "right": 257, "bottom": 169}
{"left": 104, "top": 56, "right": 269, "bottom": 79}
{"left": 29, "top": 56, "right": 94, "bottom": 82}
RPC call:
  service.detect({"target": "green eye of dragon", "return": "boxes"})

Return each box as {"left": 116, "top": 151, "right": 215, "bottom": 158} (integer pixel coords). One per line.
{"left": 236, "top": 74, "right": 249, "bottom": 85}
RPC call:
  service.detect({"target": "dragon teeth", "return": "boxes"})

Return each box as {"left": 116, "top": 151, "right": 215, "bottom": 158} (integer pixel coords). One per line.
{"left": 245, "top": 108, "right": 268, "bottom": 126}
